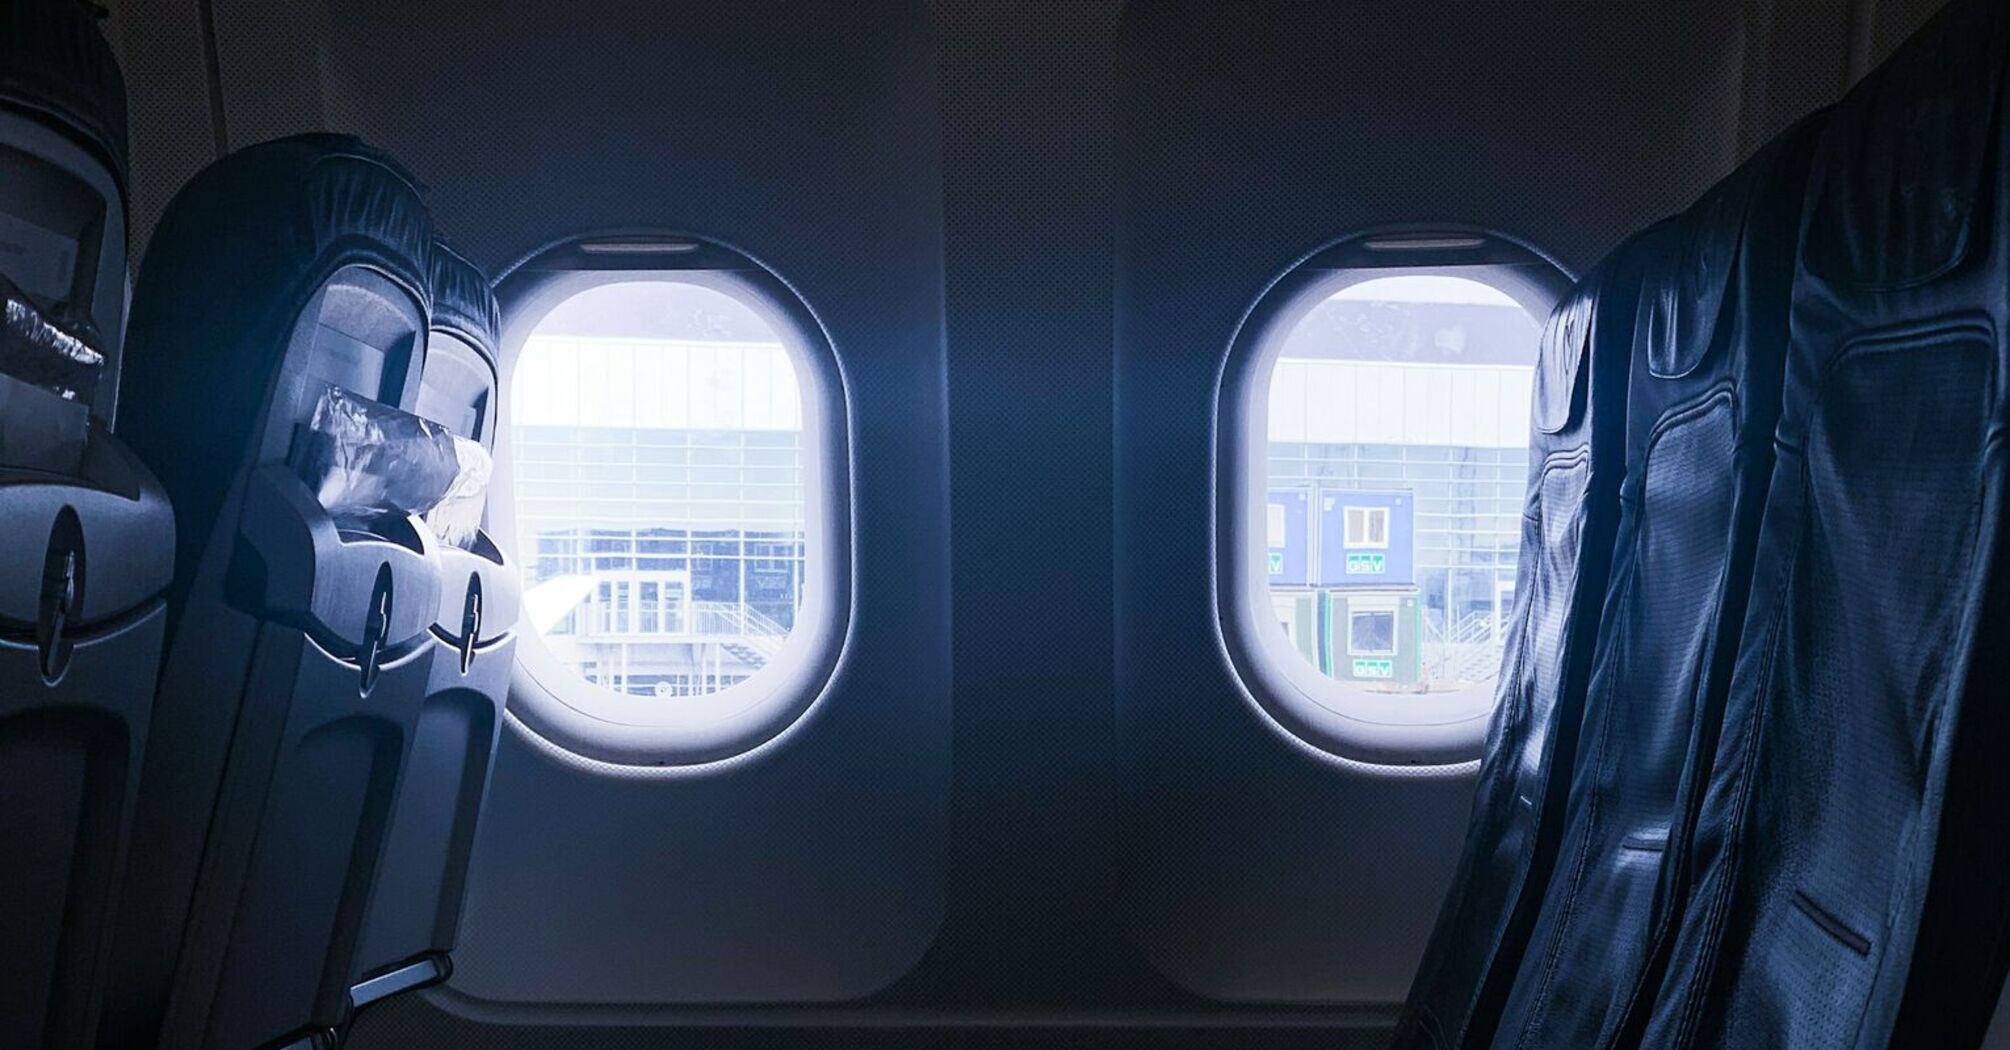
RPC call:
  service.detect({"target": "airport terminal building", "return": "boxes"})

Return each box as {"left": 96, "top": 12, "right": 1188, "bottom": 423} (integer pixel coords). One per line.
{"left": 1265, "top": 284, "right": 1538, "bottom": 692}
{"left": 510, "top": 285, "right": 810, "bottom": 698}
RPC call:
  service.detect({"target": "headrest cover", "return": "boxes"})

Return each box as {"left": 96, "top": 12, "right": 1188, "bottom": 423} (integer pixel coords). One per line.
{"left": 428, "top": 240, "right": 500, "bottom": 363}
{"left": 1532, "top": 274, "right": 1594, "bottom": 435}
{"left": 119, "top": 133, "right": 433, "bottom": 618}
{"left": 0, "top": 0, "right": 127, "bottom": 187}
{"left": 1801, "top": 0, "right": 2010, "bottom": 292}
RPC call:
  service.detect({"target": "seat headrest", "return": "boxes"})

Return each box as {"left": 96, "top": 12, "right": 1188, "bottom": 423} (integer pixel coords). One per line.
{"left": 132, "top": 133, "right": 431, "bottom": 331}
{"left": 1535, "top": 225, "right": 1665, "bottom": 434}
{"left": 1636, "top": 113, "right": 1829, "bottom": 380}
{"left": 428, "top": 240, "right": 500, "bottom": 364}
{"left": 1801, "top": 0, "right": 2010, "bottom": 292}
{"left": 1532, "top": 273, "right": 1595, "bottom": 436}
{"left": 0, "top": 0, "right": 127, "bottom": 188}
{"left": 1635, "top": 191, "right": 1743, "bottom": 380}
{"left": 1635, "top": 137, "right": 1797, "bottom": 380}
{"left": 119, "top": 134, "right": 434, "bottom": 615}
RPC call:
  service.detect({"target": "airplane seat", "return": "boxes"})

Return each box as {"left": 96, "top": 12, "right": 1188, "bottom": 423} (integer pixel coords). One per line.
{"left": 101, "top": 133, "right": 450, "bottom": 1050}
{"left": 1484, "top": 114, "right": 1823, "bottom": 1050}
{"left": 348, "top": 239, "right": 518, "bottom": 1014}
{"left": 1638, "top": 0, "right": 2010, "bottom": 1045}
{"left": 1392, "top": 239, "right": 1641, "bottom": 1049}
{"left": 0, "top": 2, "right": 176, "bottom": 1047}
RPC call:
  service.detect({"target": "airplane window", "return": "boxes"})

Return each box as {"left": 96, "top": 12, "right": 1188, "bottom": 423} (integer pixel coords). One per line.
{"left": 511, "top": 279, "right": 811, "bottom": 704}
{"left": 1226, "top": 257, "right": 1558, "bottom": 765}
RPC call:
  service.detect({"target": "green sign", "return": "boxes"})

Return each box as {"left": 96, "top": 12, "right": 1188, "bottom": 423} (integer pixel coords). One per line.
{"left": 1345, "top": 552, "right": 1386, "bottom": 574}
{"left": 1352, "top": 658, "right": 1394, "bottom": 679}
{"left": 1268, "top": 551, "right": 1286, "bottom": 575}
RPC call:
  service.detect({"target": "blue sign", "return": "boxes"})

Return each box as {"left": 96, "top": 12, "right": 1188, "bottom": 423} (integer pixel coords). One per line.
{"left": 1265, "top": 489, "right": 1310, "bottom": 586}
{"left": 1316, "top": 488, "right": 1415, "bottom": 587}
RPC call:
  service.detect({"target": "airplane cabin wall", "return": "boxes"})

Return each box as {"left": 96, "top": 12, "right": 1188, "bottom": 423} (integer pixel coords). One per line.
{"left": 1116, "top": 0, "right": 1868, "bottom": 1007}
{"left": 90, "top": 0, "right": 1950, "bottom": 1044}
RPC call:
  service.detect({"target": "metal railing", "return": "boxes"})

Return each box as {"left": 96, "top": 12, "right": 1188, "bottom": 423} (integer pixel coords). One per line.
{"left": 1421, "top": 608, "right": 1505, "bottom": 687}
{"left": 688, "top": 601, "right": 789, "bottom": 658}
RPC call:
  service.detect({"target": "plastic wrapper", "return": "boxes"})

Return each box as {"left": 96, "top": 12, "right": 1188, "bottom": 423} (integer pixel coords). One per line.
{"left": 293, "top": 386, "right": 492, "bottom": 547}
{"left": 0, "top": 273, "right": 104, "bottom": 404}
{"left": 0, "top": 275, "right": 99, "bottom": 474}
{"left": 423, "top": 433, "right": 493, "bottom": 549}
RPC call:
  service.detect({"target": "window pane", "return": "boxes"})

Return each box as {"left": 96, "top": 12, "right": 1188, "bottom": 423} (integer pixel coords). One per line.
{"left": 1349, "top": 609, "right": 1397, "bottom": 656}
{"left": 1262, "top": 274, "right": 1540, "bottom": 695}
{"left": 513, "top": 280, "right": 807, "bottom": 700}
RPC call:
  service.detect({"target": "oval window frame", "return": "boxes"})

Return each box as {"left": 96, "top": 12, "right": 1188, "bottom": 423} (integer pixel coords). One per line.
{"left": 1216, "top": 227, "right": 1572, "bottom": 767}
{"left": 490, "top": 233, "right": 852, "bottom": 768}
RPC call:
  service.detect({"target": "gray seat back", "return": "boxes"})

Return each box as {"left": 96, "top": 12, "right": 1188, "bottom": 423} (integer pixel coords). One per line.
{"left": 1488, "top": 117, "right": 1820, "bottom": 1050}
{"left": 102, "top": 134, "right": 447, "bottom": 1050}
{"left": 0, "top": 4, "right": 174, "bottom": 1047}
{"left": 350, "top": 240, "right": 520, "bottom": 1013}
{"left": 1393, "top": 240, "right": 1639, "bottom": 1049}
